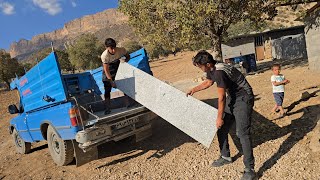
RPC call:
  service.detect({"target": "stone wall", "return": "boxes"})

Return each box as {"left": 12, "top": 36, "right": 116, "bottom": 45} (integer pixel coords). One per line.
{"left": 271, "top": 34, "right": 307, "bottom": 60}
{"left": 305, "top": 6, "right": 320, "bottom": 71}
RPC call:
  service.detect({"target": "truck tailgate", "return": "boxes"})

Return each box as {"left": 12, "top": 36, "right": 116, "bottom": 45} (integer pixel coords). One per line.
{"left": 84, "top": 105, "right": 149, "bottom": 126}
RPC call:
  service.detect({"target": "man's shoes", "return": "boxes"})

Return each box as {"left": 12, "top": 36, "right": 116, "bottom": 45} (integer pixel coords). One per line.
{"left": 211, "top": 156, "right": 232, "bottom": 167}
{"left": 104, "top": 109, "right": 111, "bottom": 115}
{"left": 241, "top": 169, "right": 256, "bottom": 180}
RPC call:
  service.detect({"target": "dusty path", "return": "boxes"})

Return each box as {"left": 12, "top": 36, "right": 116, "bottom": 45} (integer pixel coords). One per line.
{"left": 0, "top": 52, "right": 320, "bottom": 180}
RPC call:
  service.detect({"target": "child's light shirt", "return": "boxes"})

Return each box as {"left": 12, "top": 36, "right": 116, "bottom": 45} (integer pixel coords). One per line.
{"left": 271, "top": 75, "right": 285, "bottom": 93}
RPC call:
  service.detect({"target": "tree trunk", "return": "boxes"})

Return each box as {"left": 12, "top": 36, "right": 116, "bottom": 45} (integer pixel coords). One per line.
{"left": 4, "top": 80, "right": 10, "bottom": 90}
{"left": 210, "top": 34, "right": 223, "bottom": 62}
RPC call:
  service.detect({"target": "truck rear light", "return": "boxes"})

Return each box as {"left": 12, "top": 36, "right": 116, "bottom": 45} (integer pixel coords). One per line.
{"left": 69, "top": 108, "right": 79, "bottom": 127}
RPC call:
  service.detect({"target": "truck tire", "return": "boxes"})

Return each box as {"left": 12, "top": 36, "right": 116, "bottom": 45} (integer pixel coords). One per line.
{"left": 12, "top": 129, "right": 31, "bottom": 154}
{"left": 47, "top": 125, "right": 74, "bottom": 166}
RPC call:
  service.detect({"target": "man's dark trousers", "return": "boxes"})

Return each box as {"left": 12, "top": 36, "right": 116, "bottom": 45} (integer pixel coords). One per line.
{"left": 217, "top": 94, "right": 255, "bottom": 170}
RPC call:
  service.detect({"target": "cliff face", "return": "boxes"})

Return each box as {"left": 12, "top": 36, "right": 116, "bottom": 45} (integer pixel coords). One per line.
{"left": 10, "top": 9, "right": 134, "bottom": 60}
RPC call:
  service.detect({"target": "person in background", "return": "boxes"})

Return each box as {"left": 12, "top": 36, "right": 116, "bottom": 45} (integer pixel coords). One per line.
{"left": 239, "top": 52, "right": 249, "bottom": 75}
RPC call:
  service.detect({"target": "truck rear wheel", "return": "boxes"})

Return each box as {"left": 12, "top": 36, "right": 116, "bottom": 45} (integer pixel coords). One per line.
{"left": 12, "top": 129, "right": 31, "bottom": 154}
{"left": 47, "top": 125, "right": 74, "bottom": 166}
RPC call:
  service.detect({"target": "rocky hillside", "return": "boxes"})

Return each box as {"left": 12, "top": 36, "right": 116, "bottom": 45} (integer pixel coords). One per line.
{"left": 9, "top": 3, "right": 316, "bottom": 61}
{"left": 9, "top": 9, "right": 135, "bottom": 61}
{"left": 269, "top": 3, "right": 317, "bottom": 27}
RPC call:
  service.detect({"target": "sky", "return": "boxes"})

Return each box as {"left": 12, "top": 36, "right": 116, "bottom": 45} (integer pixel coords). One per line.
{"left": 0, "top": 0, "right": 119, "bottom": 50}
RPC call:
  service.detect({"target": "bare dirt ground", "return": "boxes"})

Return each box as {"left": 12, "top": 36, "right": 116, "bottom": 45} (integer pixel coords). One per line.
{"left": 1, "top": 51, "right": 320, "bottom": 180}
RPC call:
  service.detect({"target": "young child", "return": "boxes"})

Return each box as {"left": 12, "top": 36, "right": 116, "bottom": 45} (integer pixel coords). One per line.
{"left": 271, "top": 64, "right": 290, "bottom": 117}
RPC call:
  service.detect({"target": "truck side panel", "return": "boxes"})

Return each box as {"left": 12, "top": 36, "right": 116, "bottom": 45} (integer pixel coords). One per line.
{"left": 10, "top": 114, "right": 34, "bottom": 142}
{"left": 63, "top": 72, "right": 93, "bottom": 95}
{"left": 11, "top": 52, "right": 67, "bottom": 113}
{"left": 89, "top": 67, "right": 107, "bottom": 96}
{"left": 128, "top": 48, "right": 153, "bottom": 75}
{"left": 26, "top": 102, "right": 78, "bottom": 141}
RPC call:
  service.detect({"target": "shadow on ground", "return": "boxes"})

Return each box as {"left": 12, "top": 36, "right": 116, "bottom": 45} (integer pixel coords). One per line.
{"left": 95, "top": 117, "right": 195, "bottom": 169}
{"left": 91, "top": 93, "right": 318, "bottom": 174}
{"left": 30, "top": 144, "right": 48, "bottom": 153}
{"left": 88, "top": 90, "right": 319, "bottom": 177}
{"left": 203, "top": 90, "right": 319, "bottom": 178}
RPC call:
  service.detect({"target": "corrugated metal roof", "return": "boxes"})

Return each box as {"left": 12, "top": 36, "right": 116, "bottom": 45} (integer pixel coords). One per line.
{"left": 227, "top": 25, "right": 305, "bottom": 40}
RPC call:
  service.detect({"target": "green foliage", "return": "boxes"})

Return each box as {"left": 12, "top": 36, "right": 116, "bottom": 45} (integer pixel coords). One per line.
{"left": 226, "top": 20, "right": 268, "bottom": 40}
{"left": 145, "top": 44, "right": 171, "bottom": 59}
{"left": 274, "top": 0, "right": 318, "bottom": 6}
{"left": 22, "top": 63, "right": 34, "bottom": 72}
{"left": 55, "top": 49, "right": 73, "bottom": 71}
{"left": 0, "top": 50, "right": 24, "bottom": 87}
{"left": 24, "top": 48, "right": 73, "bottom": 71}
{"left": 67, "top": 33, "right": 104, "bottom": 70}
{"left": 120, "top": 0, "right": 278, "bottom": 60}
{"left": 122, "top": 40, "right": 143, "bottom": 54}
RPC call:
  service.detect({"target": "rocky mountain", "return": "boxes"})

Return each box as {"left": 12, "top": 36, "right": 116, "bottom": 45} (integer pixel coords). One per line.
{"left": 9, "top": 4, "right": 315, "bottom": 61}
{"left": 9, "top": 9, "right": 135, "bottom": 61}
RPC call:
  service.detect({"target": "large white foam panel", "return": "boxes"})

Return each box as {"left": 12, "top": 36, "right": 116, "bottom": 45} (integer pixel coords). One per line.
{"left": 115, "top": 63, "right": 218, "bottom": 148}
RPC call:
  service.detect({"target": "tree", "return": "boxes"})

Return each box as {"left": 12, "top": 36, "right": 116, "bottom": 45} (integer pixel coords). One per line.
{"left": 226, "top": 20, "right": 268, "bottom": 40}
{"left": 24, "top": 48, "right": 73, "bottom": 71}
{"left": 273, "top": 0, "right": 320, "bottom": 7}
{"left": 122, "top": 40, "right": 143, "bottom": 54}
{"left": 120, "top": 0, "right": 308, "bottom": 61}
{"left": 67, "top": 34, "right": 104, "bottom": 70}
{"left": 55, "top": 49, "right": 73, "bottom": 71}
{"left": 146, "top": 44, "right": 171, "bottom": 59}
{"left": 0, "top": 50, "right": 24, "bottom": 87}
{"left": 23, "top": 63, "right": 34, "bottom": 72}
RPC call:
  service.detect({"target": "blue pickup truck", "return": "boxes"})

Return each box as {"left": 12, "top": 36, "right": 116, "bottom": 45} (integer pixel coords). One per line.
{"left": 8, "top": 48, "right": 156, "bottom": 166}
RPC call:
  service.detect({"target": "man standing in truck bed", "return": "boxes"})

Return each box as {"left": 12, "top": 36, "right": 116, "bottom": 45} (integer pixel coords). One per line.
{"left": 101, "top": 38, "right": 130, "bottom": 114}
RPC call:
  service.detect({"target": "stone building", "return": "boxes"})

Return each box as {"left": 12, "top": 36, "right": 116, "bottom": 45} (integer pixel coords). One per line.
{"left": 222, "top": 26, "right": 307, "bottom": 62}
{"left": 304, "top": 2, "right": 320, "bottom": 71}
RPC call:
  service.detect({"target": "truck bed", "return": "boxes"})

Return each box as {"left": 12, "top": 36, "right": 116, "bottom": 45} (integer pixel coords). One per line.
{"left": 72, "top": 92, "right": 149, "bottom": 125}
{"left": 85, "top": 105, "right": 149, "bottom": 126}
{"left": 74, "top": 95, "right": 156, "bottom": 151}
